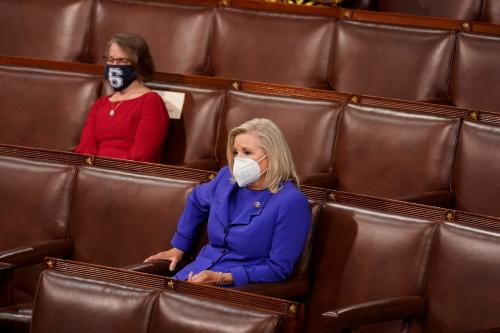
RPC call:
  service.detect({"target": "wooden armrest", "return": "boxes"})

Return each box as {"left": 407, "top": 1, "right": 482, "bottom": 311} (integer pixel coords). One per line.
{"left": 233, "top": 277, "right": 309, "bottom": 300}
{"left": 322, "top": 296, "right": 426, "bottom": 331}
{"left": 0, "top": 239, "right": 73, "bottom": 268}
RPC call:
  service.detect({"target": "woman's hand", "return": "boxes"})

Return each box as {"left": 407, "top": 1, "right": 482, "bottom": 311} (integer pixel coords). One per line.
{"left": 144, "top": 248, "right": 184, "bottom": 271}
{"left": 188, "top": 270, "right": 233, "bottom": 285}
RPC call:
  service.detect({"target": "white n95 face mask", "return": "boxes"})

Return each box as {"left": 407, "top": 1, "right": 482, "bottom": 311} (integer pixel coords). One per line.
{"left": 232, "top": 155, "right": 267, "bottom": 187}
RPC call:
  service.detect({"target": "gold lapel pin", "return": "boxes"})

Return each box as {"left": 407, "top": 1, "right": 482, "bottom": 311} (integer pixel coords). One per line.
{"left": 254, "top": 201, "right": 261, "bottom": 209}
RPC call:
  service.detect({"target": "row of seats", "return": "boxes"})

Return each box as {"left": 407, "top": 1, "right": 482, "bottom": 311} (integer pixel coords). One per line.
{"left": 1, "top": 0, "right": 500, "bottom": 111}
{"left": 1, "top": 152, "right": 499, "bottom": 332}
{"left": 1, "top": 58, "right": 500, "bottom": 218}
{"left": 26, "top": 262, "right": 296, "bottom": 333}
{"left": 344, "top": 0, "right": 500, "bottom": 23}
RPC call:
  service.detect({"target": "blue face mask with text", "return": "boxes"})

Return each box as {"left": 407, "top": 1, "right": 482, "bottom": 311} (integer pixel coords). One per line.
{"left": 103, "top": 64, "right": 138, "bottom": 91}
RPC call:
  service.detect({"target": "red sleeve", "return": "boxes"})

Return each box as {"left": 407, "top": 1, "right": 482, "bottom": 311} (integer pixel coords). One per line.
{"left": 75, "top": 100, "right": 99, "bottom": 155}
{"left": 127, "top": 92, "right": 169, "bottom": 162}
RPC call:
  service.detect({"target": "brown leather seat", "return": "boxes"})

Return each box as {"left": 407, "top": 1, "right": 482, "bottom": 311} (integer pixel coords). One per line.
{"left": 329, "top": 20, "right": 455, "bottom": 103}
{"left": 421, "top": 222, "right": 500, "bottom": 332}
{"left": 449, "top": 33, "right": 500, "bottom": 113}
{"left": 215, "top": 91, "right": 342, "bottom": 188}
{"left": 30, "top": 269, "right": 285, "bottom": 333}
{"left": 89, "top": 0, "right": 214, "bottom": 74}
{"left": 0, "top": 0, "right": 92, "bottom": 61}
{"left": 333, "top": 103, "right": 460, "bottom": 205}
{"left": 150, "top": 83, "right": 226, "bottom": 170}
{"left": 0, "top": 65, "right": 102, "bottom": 151}
{"left": 0, "top": 156, "right": 75, "bottom": 302}
{"left": 210, "top": 7, "right": 335, "bottom": 88}
{"left": 305, "top": 201, "right": 438, "bottom": 333}
{"left": 67, "top": 166, "right": 197, "bottom": 267}
{"left": 452, "top": 120, "right": 500, "bottom": 218}
{"left": 377, "top": 0, "right": 483, "bottom": 20}
{"left": 482, "top": 0, "right": 500, "bottom": 24}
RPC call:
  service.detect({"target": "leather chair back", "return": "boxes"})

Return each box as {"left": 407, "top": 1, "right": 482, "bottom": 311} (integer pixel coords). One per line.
{"left": 0, "top": 156, "right": 75, "bottom": 301}
{"left": 333, "top": 103, "right": 460, "bottom": 200}
{"left": 329, "top": 20, "right": 455, "bottom": 103}
{"left": 152, "top": 83, "right": 225, "bottom": 170}
{"left": 0, "top": 0, "right": 92, "bottom": 61}
{"left": 482, "top": 0, "right": 500, "bottom": 24}
{"left": 449, "top": 33, "right": 500, "bottom": 113}
{"left": 305, "top": 202, "right": 438, "bottom": 333}
{"left": 452, "top": 120, "right": 500, "bottom": 217}
{"left": 0, "top": 65, "right": 102, "bottom": 151}
{"left": 0, "top": 156, "right": 74, "bottom": 252}
{"left": 215, "top": 91, "right": 342, "bottom": 188}
{"left": 377, "top": 0, "right": 483, "bottom": 20}
{"left": 89, "top": 0, "right": 214, "bottom": 74}
{"left": 211, "top": 7, "right": 335, "bottom": 88}
{"left": 31, "top": 270, "right": 157, "bottom": 333}
{"left": 423, "top": 222, "right": 500, "bottom": 332}
{"left": 149, "top": 291, "right": 283, "bottom": 333}
{"left": 68, "top": 167, "right": 197, "bottom": 266}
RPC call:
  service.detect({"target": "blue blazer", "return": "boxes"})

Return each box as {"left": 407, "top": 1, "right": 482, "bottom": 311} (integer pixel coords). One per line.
{"left": 172, "top": 166, "right": 311, "bottom": 286}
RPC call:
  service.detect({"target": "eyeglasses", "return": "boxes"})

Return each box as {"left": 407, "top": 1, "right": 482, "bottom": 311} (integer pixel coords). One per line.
{"left": 103, "top": 56, "right": 132, "bottom": 65}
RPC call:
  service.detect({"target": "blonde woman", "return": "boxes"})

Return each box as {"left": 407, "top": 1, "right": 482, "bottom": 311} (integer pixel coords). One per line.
{"left": 146, "top": 118, "right": 310, "bottom": 286}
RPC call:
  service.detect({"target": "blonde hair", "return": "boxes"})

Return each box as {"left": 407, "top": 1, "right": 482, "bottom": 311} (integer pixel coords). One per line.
{"left": 226, "top": 118, "right": 299, "bottom": 193}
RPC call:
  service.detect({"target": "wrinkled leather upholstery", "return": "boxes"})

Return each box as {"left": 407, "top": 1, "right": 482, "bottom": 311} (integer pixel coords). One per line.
{"left": 449, "top": 33, "right": 500, "bottom": 113}
{"left": 30, "top": 270, "right": 284, "bottom": 333}
{"left": 216, "top": 91, "right": 341, "bottom": 188}
{"left": 334, "top": 103, "right": 460, "bottom": 200}
{"left": 211, "top": 7, "right": 335, "bottom": 88}
{"left": 329, "top": 20, "right": 455, "bottom": 103}
{"left": 483, "top": 0, "right": 500, "bottom": 24}
{"left": 90, "top": 0, "right": 214, "bottom": 74}
{"left": 151, "top": 83, "right": 225, "bottom": 169}
{"left": 305, "top": 202, "right": 438, "bottom": 333}
{"left": 452, "top": 120, "right": 500, "bottom": 217}
{"left": 0, "top": 66, "right": 101, "bottom": 151}
{"left": 423, "top": 222, "right": 500, "bottom": 332}
{"left": 0, "top": 0, "right": 92, "bottom": 61}
{"left": 69, "top": 166, "right": 197, "bottom": 267}
{"left": 377, "top": 0, "right": 483, "bottom": 20}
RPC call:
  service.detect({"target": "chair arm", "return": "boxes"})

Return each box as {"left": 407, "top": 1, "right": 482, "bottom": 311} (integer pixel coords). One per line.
{"left": 321, "top": 296, "right": 426, "bottom": 331}
{"left": 123, "top": 260, "right": 173, "bottom": 275}
{"left": 233, "top": 277, "right": 309, "bottom": 300}
{"left": 0, "top": 262, "right": 14, "bottom": 306}
{"left": 300, "top": 172, "right": 338, "bottom": 189}
{"left": 123, "top": 256, "right": 194, "bottom": 276}
{"left": 396, "top": 191, "right": 454, "bottom": 208}
{"left": 0, "top": 239, "right": 73, "bottom": 268}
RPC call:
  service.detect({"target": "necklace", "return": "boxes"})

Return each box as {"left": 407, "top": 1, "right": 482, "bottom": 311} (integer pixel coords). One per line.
{"left": 109, "top": 100, "right": 125, "bottom": 117}
{"left": 108, "top": 88, "right": 139, "bottom": 117}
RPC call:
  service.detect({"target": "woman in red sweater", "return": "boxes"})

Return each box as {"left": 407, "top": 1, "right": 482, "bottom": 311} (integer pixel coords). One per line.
{"left": 76, "top": 33, "right": 168, "bottom": 163}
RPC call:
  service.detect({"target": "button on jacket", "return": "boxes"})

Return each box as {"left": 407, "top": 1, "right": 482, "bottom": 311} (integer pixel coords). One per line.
{"left": 172, "top": 166, "right": 311, "bottom": 286}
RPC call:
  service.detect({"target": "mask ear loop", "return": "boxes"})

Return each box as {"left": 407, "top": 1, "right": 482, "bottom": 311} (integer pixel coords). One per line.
{"left": 256, "top": 154, "right": 268, "bottom": 176}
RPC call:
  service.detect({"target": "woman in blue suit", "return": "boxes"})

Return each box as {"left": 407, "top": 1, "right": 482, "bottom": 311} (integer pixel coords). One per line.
{"left": 146, "top": 118, "right": 311, "bottom": 286}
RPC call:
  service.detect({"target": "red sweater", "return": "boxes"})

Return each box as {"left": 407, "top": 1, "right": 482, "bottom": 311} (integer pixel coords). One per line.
{"left": 76, "top": 92, "right": 168, "bottom": 163}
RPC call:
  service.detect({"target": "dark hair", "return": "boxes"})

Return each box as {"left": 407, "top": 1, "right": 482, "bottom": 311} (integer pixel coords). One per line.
{"left": 106, "top": 32, "right": 156, "bottom": 80}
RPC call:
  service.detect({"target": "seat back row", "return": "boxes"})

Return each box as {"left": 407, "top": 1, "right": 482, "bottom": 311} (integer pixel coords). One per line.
{"left": 30, "top": 265, "right": 293, "bottom": 333}
{"left": 345, "top": 0, "right": 500, "bottom": 23}
{"left": 1, "top": 58, "right": 500, "bottom": 217}
{"left": 3, "top": 153, "right": 499, "bottom": 333}
{"left": 1, "top": 0, "right": 500, "bottom": 110}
